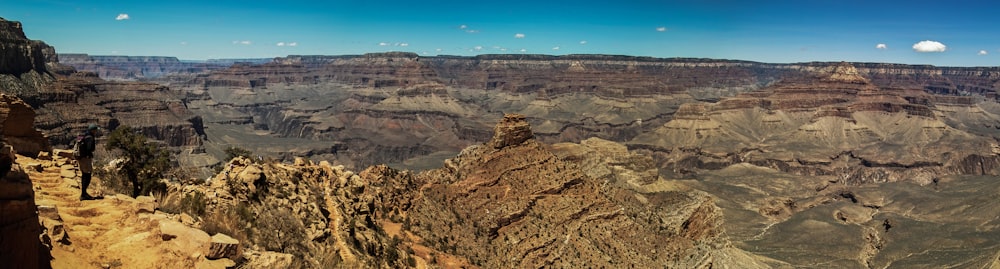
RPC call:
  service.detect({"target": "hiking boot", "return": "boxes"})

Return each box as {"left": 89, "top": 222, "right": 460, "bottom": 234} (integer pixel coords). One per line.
{"left": 80, "top": 193, "right": 95, "bottom": 201}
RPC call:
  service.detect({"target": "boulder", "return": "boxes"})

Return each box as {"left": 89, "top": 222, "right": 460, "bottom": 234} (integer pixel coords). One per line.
{"left": 194, "top": 258, "right": 235, "bottom": 269}
{"left": 205, "top": 233, "right": 240, "bottom": 260}
{"left": 179, "top": 212, "right": 196, "bottom": 225}
{"left": 36, "top": 204, "right": 60, "bottom": 220}
{"left": 135, "top": 196, "right": 157, "bottom": 214}
{"left": 159, "top": 220, "right": 211, "bottom": 251}
{"left": 39, "top": 216, "right": 68, "bottom": 245}
{"left": 54, "top": 149, "right": 74, "bottom": 159}
{"left": 0, "top": 94, "right": 51, "bottom": 156}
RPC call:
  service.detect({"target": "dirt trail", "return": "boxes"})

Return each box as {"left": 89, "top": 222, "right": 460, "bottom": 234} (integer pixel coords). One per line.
{"left": 22, "top": 155, "right": 231, "bottom": 269}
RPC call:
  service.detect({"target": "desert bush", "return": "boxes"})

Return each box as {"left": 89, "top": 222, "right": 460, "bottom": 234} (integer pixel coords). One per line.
{"left": 176, "top": 191, "right": 207, "bottom": 216}
{"left": 104, "top": 125, "right": 171, "bottom": 197}
{"left": 225, "top": 146, "right": 254, "bottom": 162}
{"left": 252, "top": 206, "right": 306, "bottom": 253}
{"left": 201, "top": 204, "right": 250, "bottom": 248}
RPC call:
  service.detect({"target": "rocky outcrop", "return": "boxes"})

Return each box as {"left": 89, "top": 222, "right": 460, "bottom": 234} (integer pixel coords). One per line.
{"left": 488, "top": 113, "right": 533, "bottom": 149}
{"left": 351, "top": 114, "right": 761, "bottom": 267}
{"left": 0, "top": 149, "right": 45, "bottom": 269}
{"left": 0, "top": 94, "right": 50, "bottom": 268}
{"left": 0, "top": 18, "right": 49, "bottom": 76}
{"left": 0, "top": 94, "right": 50, "bottom": 156}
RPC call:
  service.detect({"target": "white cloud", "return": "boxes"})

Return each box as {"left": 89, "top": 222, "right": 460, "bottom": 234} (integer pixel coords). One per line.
{"left": 277, "top": 42, "right": 286, "bottom": 46}
{"left": 552, "top": 46, "right": 560, "bottom": 50}
{"left": 459, "top": 24, "right": 467, "bottom": 29}
{"left": 399, "top": 43, "right": 409, "bottom": 47}
{"left": 579, "top": 40, "right": 587, "bottom": 45}
{"left": 180, "top": 41, "right": 188, "bottom": 46}
{"left": 288, "top": 42, "right": 297, "bottom": 47}
{"left": 115, "top": 13, "right": 129, "bottom": 21}
{"left": 656, "top": 26, "right": 667, "bottom": 32}
{"left": 233, "top": 40, "right": 252, "bottom": 45}
{"left": 379, "top": 42, "right": 388, "bottom": 46}
{"left": 519, "top": 48, "right": 527, "bottom": 52}
{"left": 979, "top": 50, "right": 989, "bottom": 55}
{"left": 474, "top": 46, "right": 483, "bottom": 51}
{"left": 500, "top": 48, "right": 507, "bottom": 52}
{"left": 876, "top": 43, "right": 887, "bottom": 50}
{"left": 912, "top": 40, "right": 947, "bottom": 52}
{"left": 435, "top": 48, "right": 443, "bottom": 52}
{"left": 514, "top": 33, "right": 525, "bottom": 39}
{"left": 465, "top": 30, "right": 479, "bottom": 33}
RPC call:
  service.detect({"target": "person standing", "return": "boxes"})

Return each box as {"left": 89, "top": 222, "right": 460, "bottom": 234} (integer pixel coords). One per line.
{"left": 78, "top": 124, "right": 99, "bottom": 200}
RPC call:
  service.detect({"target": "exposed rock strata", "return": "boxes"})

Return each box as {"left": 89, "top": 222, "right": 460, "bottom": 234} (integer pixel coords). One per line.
{"left": 0, "top": 17, "right": 204, "bottom": 151}
{"left": 630, "top": 62, "right": 1000, "bottom": 184}
{"left": 57, "top": 54, "right": 234, "bottom": 81}
{"left": 166, "top": 52, "right": 1000, "bottom": 171}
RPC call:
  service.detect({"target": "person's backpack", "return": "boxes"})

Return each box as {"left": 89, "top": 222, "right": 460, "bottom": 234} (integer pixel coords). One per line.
{"left": 72, "top": 135, "right": 85, "bottom": 158}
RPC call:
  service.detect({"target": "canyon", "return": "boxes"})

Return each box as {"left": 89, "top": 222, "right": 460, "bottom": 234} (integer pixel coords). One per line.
{"left": 4, "top": 15, "right": 1000, "bottom": 268}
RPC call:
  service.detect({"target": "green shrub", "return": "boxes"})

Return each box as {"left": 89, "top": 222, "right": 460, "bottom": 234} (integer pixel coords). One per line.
{"left": 201, "top": 205, "right": 249, "bottom": 247}
{"left": 225, "top": 146, "right": 254, "bottom": 162}
{"left": 104, "top": 125, "right": 171, "bottom": 197}
{"left": 179, "top": 191, "right": 207, "bottom": 216}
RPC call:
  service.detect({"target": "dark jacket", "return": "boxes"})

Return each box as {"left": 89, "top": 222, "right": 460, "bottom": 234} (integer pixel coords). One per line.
{"left": 79, "top": 133, "right": 96, "bottom": 158}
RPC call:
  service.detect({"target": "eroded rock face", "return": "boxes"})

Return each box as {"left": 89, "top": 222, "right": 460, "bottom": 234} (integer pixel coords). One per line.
{"left": 0, "top": 18, "right": 49, "bottom": 76}
{"left": 0, "top": 156, "right": 43, "bottom": 269}
{"left": 0, "top": 94, "right": 50, "bottom": 156}
{"left": 0, "top": 17, "right": 204, "bottom": 151}
{"left": 488, "top": 113, "right": 533, "bottom": 149}
{"left": 630, "top": 62, "right": 1000, "bottom": 184}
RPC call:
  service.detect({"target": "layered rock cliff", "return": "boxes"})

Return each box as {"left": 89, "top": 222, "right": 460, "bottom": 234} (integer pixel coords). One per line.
{"left": 630, "top": 62, "right": 1000, "bottom": 184}
{"left": 165, "top": 52, "right": 1000, "bottom": 171}
{"left": 0, "top": 17, "right": 204, "bottom": 151}
{"left": 57, "top": 54, "right": 231, "bottom": 81}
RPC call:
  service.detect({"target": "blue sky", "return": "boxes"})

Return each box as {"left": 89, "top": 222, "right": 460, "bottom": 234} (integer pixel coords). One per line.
{"left": 2, "top": 0, "right": 998, "bottom": 66}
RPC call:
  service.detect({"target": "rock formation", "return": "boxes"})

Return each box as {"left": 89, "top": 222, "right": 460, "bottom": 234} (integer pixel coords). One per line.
{"left": 57, "top": 54, "right": 239, "bottom": 81}
{"left": 631, "top": 62, "right": 1000, "bottom": 184}
{"left": 0, "top": 17, "right": 205, "bottom": 159}
{"left": 154, "top": 51, "right": 1000, "bottom": 173}
{"left": 0, "top": 94, "right": 50, "bottom": 156}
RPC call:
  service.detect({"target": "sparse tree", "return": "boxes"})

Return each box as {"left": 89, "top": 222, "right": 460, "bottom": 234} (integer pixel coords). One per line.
{"left": 105, "top": 125, "right": 170, "bottom": 197}
{"left": 224, "top": 146, "right": 254, "bottom": 162}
